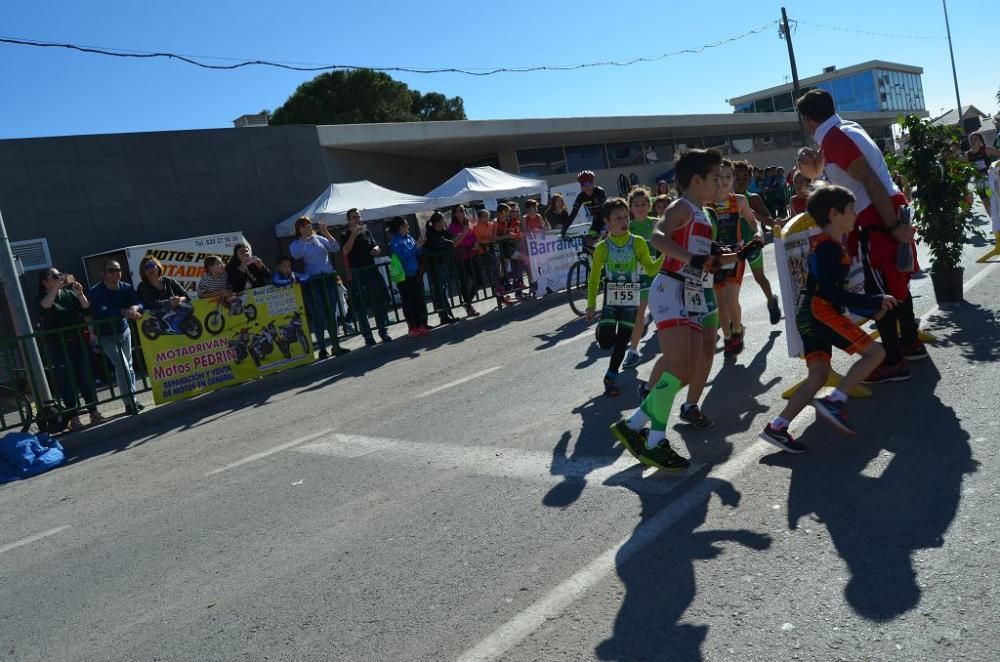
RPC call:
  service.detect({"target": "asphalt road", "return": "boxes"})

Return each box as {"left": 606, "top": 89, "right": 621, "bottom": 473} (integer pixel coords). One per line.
{"left": 2, "top": 220, "right": 998, "bottom": 662}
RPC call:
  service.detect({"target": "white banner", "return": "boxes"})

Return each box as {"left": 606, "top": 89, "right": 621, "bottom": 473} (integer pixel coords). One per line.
{"left": 989, "top": 165, "right": 1000, "bottom": 232}
{"left": 124, "top": 232, "right": 251, "bottom": 297}
{"left": 774, "top": 213, "right": 866, "bottom": 358}
{"left": 525, "top": 230, "right": 584, "bottom": 296}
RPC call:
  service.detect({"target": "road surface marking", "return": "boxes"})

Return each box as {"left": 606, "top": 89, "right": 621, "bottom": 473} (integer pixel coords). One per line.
{"left": 455, "top": 440, "right": 770, "bottom": 662}
{"left": 0, "top": 525, "right": 71, "bottom": 555}
{"left": 296, "top": 433, "right": 697, "bottom": 495}
{"left": 204, "top": 428, "right": 333, "bottom": 476}
{"left": 417, "top": 366, "right": 501, "bottom": 398}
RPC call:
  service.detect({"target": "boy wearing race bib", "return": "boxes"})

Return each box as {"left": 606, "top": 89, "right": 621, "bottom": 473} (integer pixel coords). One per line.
{"left": 621, "top": 186, "right": 659, "bottom": 370}
{"left": 760, "top": 185, "right": 894, "bottom": 453}
{"left": 586, "top": 198, "right": 662, "bottom": 397}
{"left": 611, "top": 149, "right": 739, "bottom": 473}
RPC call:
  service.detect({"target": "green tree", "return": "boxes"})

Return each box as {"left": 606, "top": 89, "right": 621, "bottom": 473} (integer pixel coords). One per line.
{"left": 268, "top": 69, "right": 465, "bottom": 125}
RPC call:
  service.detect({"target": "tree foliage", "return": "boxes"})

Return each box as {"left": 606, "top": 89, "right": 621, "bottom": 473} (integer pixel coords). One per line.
{"left": 268, "top": 70, "right": 465, "bottom": 126}
{"left": 887, "top": 114, "right": 979, "bottom": 273}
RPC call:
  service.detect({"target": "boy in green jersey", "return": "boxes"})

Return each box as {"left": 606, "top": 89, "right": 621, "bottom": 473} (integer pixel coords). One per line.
{"left": 622, "top": 186, "right": 660, "bottom": 370}
{"left": 586, "top": 198, "right": 662, "bottom": 397}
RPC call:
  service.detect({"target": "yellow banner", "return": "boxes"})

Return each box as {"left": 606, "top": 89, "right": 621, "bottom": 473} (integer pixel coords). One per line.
{"left": 137, "top": 283, "right": 314, "bottom": 404}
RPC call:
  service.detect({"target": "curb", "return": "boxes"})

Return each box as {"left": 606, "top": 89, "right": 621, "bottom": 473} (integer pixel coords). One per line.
{"left": 59, "top": 291, "right": 574, "bottom": 456}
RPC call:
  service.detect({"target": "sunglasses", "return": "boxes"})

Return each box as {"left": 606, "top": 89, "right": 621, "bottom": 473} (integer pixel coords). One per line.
{"left": 143, "top": 263, "right": 159, "bottom": 271}
{"left": 106, "top": 267, "right": 122, "bottom": 273}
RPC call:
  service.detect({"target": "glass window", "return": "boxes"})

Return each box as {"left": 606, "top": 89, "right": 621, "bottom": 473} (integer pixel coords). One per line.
{"left": 564, "top": 144, "right": 608, "bottom": 172}
{"left": 754, "top": 97, "right": 775, "bottom": 113}
{"left": 516, "top": 146, "right": 566, "bottom": 178}
{"left": 702, "top": 135, "right": 730, "bottom": 154}
{"left": 734, "top": 101, "right": 754, "bottom": 113}
{"left": 606, "top": 142, "right": 645, "bottom": 167}
{"left": 832, "top": 75, "right": 856, "bottom": 111}
{"left": 643, "top": 140, "right": 674, "bottom": 164}
{"left": 674, "top": 137, "right": 704, "bottom": 160}
{"left": 753, "top": 133, "right": 775, "bottom": 151}
{"left": 729, "top": 134, "right": 753, "bottom": 154}
{"left": 851, "top": 71, "right": 877, "bottom": 112}
{"left": 774, "top": 93, "right": 794, "bottom": 112}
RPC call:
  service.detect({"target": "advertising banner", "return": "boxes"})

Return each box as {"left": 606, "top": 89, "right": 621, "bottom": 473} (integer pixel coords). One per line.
{"left": 774, "top": 213, "right": 866, "bottom": 358}
{"left": 525, "top": 230, "right": 584, "bottom": 296}
{"left": 137, "top": 283, "right": 314, "bottom": 404}
{"left": 989, "top": 165, "right": 1000, "bottom": 232}
{"left": 125, "top": 232, "right": 250, "bottom": 296}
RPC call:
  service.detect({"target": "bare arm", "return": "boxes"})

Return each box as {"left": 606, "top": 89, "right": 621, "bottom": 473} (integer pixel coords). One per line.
{"left": 737, "top": 195, "right": 764, "bottom": 241}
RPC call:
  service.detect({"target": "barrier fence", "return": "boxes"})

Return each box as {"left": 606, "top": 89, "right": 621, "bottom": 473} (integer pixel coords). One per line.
{"left": 0, "top": 237, "right": 578, "bottom": 432}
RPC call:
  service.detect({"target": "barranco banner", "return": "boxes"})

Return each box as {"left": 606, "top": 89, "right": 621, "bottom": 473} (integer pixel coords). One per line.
{"left": 137, "top": 283, "right": 314, "bottom": 404}
{"left": 524, "top": 230, "right": 583, "bottom": 296}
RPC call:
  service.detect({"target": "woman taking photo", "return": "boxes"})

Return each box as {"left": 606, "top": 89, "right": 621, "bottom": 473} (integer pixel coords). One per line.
{"left": 37, "top": 268, "right": 105, "bottom": 429}
{"left": 226, "top": 243, "right": 271, "bottom": 293}
{"left": 289, "top": 217, "right": 347, "bottom": 359}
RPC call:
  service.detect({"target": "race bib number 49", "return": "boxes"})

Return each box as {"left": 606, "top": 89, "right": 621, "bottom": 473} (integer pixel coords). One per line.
{"left": 607, "top": 282, "right": 640, "bottom": 307}
{"left": 684, "top": 282, "right": 708, "bottom": 313}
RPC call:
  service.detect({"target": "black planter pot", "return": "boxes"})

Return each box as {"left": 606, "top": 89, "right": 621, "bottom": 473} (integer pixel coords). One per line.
{"left": 930, "top": 267, "right": 964, "bottom": 303}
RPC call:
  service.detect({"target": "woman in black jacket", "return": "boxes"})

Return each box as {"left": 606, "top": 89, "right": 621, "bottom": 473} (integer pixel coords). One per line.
{"left": 226, "top": 244, "right": 271, "bottom": 293}
{"left": 424, "top": 212, "right": 458, "bottom": 324}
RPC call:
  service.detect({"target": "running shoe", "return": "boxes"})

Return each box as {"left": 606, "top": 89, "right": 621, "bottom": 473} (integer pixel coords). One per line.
{"left": 679, "top": 404, "right": 716, "bottom": 429}
{"left": 723, "top": 336, "right": 738, "bottom": 358}
{"left": 862, "top": 361, "right": 911, "bottom": 384}
{"left": 812, "top": 396, "right": 857, "bottom": 436}
{"left": 732, "top": 330, "right": 745, "bottom": 355}
{"left": 638, "top": 440, "right": 691, "bottom": 473}
{"left": 603, "top": 377, "right": 621, "bottom": 398}
{"left": 637, "top": 382, "right": 651, "bottom": 402}
{"left": 610, "top": 420, "right": 645, "bottom": 460}
{"left": 621, "top": 349, "right": 642, "bottom": 370}
{"left": 901, "top": 341, "right": 929, "bottom": 361}
{"left": 768, "top": 295, "right": 781, "bottom": 325}
{"left": 759, "top": 424, "right": 807, "bottom": 453}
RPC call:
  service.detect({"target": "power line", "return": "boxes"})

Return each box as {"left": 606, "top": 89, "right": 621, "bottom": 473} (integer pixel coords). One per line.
{"left": 0, "top": 23, "right": 777, "bottom": 76}
{"left": 795, "top": 20, "right": 946, "bottom": 41}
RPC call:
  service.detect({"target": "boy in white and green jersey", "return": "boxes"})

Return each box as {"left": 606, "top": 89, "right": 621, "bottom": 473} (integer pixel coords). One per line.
{"left": 622, "top": 186, "right": 661, "bottom": 369}
{"left": 586, "top": 198, "right": 662, "bottom": 397}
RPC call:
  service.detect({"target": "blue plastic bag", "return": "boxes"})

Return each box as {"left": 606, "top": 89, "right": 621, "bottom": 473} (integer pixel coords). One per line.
{"left": 0, "top": 432, "right": 66, "bottom": 483}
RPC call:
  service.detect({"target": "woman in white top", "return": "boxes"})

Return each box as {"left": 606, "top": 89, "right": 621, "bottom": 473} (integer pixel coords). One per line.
{"left": 289, "top": 217, "right": 347, "bottom": 358}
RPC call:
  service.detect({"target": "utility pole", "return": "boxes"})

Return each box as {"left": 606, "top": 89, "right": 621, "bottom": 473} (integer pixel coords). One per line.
{"left": 942, "top": 0, "right": 963, "bottom": 128}
{"left": 780, "top": 7, "right": 807, "bottom": 144}
{"left": 0, "top": 208, "right": 53, "bottom": 406}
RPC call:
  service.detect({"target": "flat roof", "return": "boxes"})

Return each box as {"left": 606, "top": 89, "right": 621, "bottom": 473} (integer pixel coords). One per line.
{"left": 728, "top": 60, "right": 924, "bottom": 106}
{"left": 317, "top": 111, "right": 903, "bottom": 160}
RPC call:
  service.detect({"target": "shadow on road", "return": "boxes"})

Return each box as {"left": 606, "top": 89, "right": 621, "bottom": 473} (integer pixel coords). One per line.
{"left": 543, "top": 397, "right": 626, "bottom": 508}
{"left": 761, "top": 357, "right": 977, "bottom": 621}
{"left": 924, "top": 302, "right": 1000, "bottom": 363}
{"left": 594, "top": 477, "right": 772, "bottom": 661}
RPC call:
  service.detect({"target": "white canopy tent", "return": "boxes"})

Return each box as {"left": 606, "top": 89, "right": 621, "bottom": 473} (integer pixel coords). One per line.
{"left": 425, "top": 166, "right": 548, "bottom": 208}
{"left": 274, "top": 180, "right": 439, "bottom": 238}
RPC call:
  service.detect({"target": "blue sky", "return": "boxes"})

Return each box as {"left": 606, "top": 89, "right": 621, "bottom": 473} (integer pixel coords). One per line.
{"left": 1, "top": 0, "right": 997, "bottom": 139}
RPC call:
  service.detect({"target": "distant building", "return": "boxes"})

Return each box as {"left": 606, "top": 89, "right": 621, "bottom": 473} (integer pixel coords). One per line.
{"left": 931, "top": 105, "right": 990, "bottom": 135}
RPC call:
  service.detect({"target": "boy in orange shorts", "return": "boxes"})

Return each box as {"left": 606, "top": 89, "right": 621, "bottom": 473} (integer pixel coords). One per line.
{"left": 759, "top": 185, "right": 895, "bottom": 453}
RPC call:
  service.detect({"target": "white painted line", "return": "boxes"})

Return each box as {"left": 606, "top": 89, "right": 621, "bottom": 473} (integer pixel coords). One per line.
{"left": 455, "top": 440, "right": 770, "bottom": 662}
{"left": 920, "top": 261, "right": 998, "bottom": 324}
{"left": 297, "top": 433, "right": 696, "bottom": 495}
{"left": 417, "top": 366, "right": 502, "bottom": 398}
{"left": 0, "top": 525, "right": 71, "bottom": 555}
{"left": 204, "top": 428, "right": 334, "bottom": 476}
{"left": 538, "top": 331, "right": 592, "bottom": 353}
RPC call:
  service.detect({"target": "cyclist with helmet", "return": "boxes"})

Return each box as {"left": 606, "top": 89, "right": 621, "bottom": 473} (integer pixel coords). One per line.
{"left": 568, "top": 171, "right": 608, "bottom": 242}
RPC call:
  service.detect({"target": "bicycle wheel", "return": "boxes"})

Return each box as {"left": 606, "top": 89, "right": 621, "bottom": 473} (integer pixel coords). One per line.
{"left": 566, "top": 259, "right": 590, "bottom": 317}
{"left": 0, "top": 385, "right": 35, "bottom": 434}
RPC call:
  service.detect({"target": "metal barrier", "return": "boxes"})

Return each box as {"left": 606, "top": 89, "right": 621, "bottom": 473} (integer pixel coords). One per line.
{"left": 0, "top": 242, "right": 544, "bottom": 432}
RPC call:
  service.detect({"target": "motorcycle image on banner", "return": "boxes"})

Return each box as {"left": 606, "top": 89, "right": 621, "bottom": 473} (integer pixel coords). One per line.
{"left": 137, "top": 283, "right": 314, "bottom": 404}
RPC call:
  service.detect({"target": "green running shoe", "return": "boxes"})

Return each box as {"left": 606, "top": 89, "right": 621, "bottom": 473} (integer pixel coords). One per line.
{"left": 610, "top": 420, "right": 645, "bottom": 460}
{"left": 638, "top": 439, "right": 691, "bottom": 473}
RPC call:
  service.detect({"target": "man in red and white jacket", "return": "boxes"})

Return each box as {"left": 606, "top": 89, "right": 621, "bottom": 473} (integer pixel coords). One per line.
{"left": 794, "top": 89, "right": 927, "bottom": 383}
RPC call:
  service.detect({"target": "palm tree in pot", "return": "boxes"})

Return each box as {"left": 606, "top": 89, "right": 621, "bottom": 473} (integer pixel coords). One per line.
{"left": 888, "top": 114, "right": 980, "bottom": 303}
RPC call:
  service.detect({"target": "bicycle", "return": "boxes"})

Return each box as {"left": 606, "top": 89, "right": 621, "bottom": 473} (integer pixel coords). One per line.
{"left": 566, "top": 243, "right": 603, "bottom": 317}
{"left": 0, "top": 381, "right": 66, "bottom": 434}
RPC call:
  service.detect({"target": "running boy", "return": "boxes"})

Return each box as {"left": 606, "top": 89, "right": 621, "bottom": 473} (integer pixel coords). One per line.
{"left": 610, "top": 149, "right": 738, "bottom": 472}
{"left": 621, "top": 186, "right": 659, "bottom": 370}
{"left": 733, "top": 161, "right": 782, "bottom": 324}
{"left": 760, "top": 185, "right": 895, "bottom": 452}
{"left": 585, "top": 198, "right": 661, "bottom": 396}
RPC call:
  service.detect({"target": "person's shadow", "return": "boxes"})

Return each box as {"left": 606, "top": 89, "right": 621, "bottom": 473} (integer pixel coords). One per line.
{"left": 761, "top": 358, "right": 977, "bottom": 621}
{"left": 594, "top": 477, "right": 772, "bottom": 661}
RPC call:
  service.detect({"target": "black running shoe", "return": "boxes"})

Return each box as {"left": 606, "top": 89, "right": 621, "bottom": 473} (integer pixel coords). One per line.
{"left": 679, "top": 404, "right": 715, "bottom": 429}
{"left": 610, "top": 420, "right": 645, "bottom": 460}
{"left": 638, "top": 440, "right": 690, "bottom": 472}
{"left": 812, "top": 396, "right": 856, "bottom": 436}
{"left": 759, "top": 424, "right": 807, "bottom": 453}
{"left": 603, "top": 377, "right": 621, "bottom": 398}
{"left": 768, "top": 295, "right": 781, "bottom": 325}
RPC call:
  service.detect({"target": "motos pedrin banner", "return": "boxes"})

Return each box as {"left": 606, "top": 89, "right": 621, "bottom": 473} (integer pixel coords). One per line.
{"left": 137, "top": 283, "right": 314, "bottom": 404}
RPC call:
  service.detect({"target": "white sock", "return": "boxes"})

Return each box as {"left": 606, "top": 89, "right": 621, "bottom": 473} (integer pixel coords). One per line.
{"left": 627, "top": 408, "right": 650, "bottom": 430}
{"left": 770, "top": 416, "right": 790, "bottom": 430}
{"left": 829, "top": 389, "right": 848, "bottom": 403}
{"left": 646, "top": 429, "right": 666, "bottom": 449}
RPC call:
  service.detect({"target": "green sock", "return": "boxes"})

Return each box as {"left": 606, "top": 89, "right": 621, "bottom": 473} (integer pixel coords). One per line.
{"left": 640, "top": 372, "right": 683, "bottom": 431}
